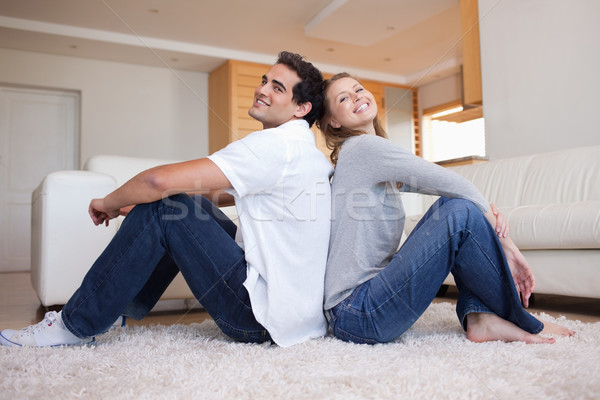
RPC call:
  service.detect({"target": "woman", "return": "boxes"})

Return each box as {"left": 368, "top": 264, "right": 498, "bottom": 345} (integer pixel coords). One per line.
{"left": 317, "top": 73, "right": 573, "bottom": 344}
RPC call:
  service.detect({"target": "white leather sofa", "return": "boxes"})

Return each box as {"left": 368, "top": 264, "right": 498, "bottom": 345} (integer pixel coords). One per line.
{"left": 404, "top": 145, "right": 600, "bottom": 300}
{"left": 30, "top": 155, "right": 236, "bottom": 308}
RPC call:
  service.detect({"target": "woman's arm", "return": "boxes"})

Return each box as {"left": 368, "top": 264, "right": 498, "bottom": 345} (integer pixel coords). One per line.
{"left": 355, "top": 135, "right": 489, "bottom": 212}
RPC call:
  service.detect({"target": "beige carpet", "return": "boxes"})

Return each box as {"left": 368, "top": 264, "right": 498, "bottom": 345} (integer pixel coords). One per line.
{"left": 1, "top": 302, "right": 599, "bottom": 400}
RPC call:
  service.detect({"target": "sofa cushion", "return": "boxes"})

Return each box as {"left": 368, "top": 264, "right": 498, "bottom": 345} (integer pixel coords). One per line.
{"left": 84, "top": 155, "right": 182, "bottom": 187}
{"left": 450, "top": 146, "right": 600, "bottom": 207}
{"left": 502, "top": 201, "right": 600, "bottom": 249}
{"left": 519, "top": 146, "right": 600, "bottom": 205}
{"left": 449, "top": 156, "right": 531, "bottom": 208}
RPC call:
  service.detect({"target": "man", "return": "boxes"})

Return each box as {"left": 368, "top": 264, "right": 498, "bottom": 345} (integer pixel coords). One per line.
{"left": 1, "top": 51, "right": 333, "bottom": 348}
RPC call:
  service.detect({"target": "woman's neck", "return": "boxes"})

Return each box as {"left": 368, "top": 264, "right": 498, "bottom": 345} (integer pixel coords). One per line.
{"left": 362, "top": 124, "right": 376, "bottom": 136}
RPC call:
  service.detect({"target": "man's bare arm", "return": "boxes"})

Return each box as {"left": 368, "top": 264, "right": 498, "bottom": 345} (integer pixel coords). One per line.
{"left": 89, "top": 158, "right": 232, "bottom": 226}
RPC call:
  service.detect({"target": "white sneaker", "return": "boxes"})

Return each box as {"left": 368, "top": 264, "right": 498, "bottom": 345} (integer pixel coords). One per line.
{"left": 0, "top": 311, "right": 94, "bottom": 347}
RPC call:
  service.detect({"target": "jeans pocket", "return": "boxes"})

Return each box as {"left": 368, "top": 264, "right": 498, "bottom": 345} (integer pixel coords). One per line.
{"left": 334, "top": 325, "right": 379, "bottom": 345}
{"left": 213, "top": 318, "right": 271, "bottom": 344}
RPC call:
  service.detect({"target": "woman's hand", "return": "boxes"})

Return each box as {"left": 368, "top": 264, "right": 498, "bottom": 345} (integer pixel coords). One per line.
{"left": 490, "top": 203, "right": 509, "bottom": 238}
{"left": 500, "top": 237, "right": 535, "bottom": 307}
{"left": 88, "top": 198, "right": 121, "bottom": 226}
{"left": 487, "top": 205, "right": 533, "bottom": 307}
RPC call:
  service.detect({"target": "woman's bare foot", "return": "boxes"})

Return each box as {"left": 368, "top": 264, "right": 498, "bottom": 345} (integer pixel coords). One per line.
{"left": 540, "top": 319, "right": 575, "bottom": 337}
{"left": 466, "top": 313, "right": 555, "bottom": 344}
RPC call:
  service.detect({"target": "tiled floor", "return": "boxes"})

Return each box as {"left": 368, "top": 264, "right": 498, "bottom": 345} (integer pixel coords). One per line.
{"left": 1, "top": 272, "right": 598, "bottom": 331}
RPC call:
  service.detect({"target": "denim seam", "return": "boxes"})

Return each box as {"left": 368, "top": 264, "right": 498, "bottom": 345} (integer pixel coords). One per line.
{"left": 362, "top": 206, "right": 470, "bottom": 336}
{"left": 334, "top": 324, "right": 379, "bottom": 344}
{"left": 336, "top": 285, "right": 373, "bottom": 319}
{"left": 460, "top": 307, "right": 494, "bottom": 331}
{"left": 219, "top": 258, "right": 254, "bottom": 312}
{"left": 213, "top": 317, "right": 269, "bottom": 343}
{"left": 461, "top": 213, "right": 544, "bottom": 335}
{"left": 371, "top": 232, "right": 455, "bottom": 319}
{"left": 333, "top": 289, "right": 389, "bottom": 343}
{"left": 64, "top": 204, "right": 162, "bottom": 338}
{"left": 163, "top": 199, "right": 247, "bottom": 308}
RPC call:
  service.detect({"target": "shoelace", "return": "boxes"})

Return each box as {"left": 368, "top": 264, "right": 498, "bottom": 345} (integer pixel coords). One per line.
{"left": 17, "top": 311, "right": 59, "bottom": 336}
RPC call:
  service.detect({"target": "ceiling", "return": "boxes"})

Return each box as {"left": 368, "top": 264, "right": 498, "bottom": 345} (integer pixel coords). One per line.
{"left": 0, "top": 0, "right": 463, "bottom": 86}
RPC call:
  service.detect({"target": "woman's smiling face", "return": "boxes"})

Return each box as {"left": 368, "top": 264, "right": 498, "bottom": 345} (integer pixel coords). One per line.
{"left": 326, "top": 76, "right": 378, "bottom": 135}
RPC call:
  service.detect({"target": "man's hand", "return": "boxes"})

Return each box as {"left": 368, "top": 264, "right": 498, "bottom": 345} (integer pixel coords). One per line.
{"left": 500, "top": 237, "right": 535, "bottom": 307}
{"left": 89, "top": 198, "right": 121, "bottom": 226}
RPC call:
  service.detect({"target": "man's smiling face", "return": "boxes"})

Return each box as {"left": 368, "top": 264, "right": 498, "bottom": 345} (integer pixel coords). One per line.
{"left": 248, "top": 63, "right": 303, "bottom": 129}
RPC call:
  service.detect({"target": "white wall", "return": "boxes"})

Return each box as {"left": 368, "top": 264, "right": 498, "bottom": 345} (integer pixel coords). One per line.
{"left": 0, "top": 48, "right": 209, "bottom": 167}
{"left": 478, "top": 0, "right": 600, "bottom": 159}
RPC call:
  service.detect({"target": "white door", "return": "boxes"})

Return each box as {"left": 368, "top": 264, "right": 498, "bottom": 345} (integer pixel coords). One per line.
{"left": 0, "top": 86, "right": 79, "bottom": 272}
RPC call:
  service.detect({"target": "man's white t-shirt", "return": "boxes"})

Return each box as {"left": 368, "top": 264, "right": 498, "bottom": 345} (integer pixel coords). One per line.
{"left": 208, "top": 119, "right": 333, "bottom": 347}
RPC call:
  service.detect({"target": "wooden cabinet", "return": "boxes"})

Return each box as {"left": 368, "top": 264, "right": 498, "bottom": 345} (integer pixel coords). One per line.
{"left": 208, "top": 60, "right": 270, "bottom": 154}
{"left": 209, "top": 60, "right": 420, "bottom": 157}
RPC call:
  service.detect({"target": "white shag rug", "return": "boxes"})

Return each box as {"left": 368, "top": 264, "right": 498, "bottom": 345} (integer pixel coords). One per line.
{"left": 1, "top": 302, "right": 599, "bottom": 400}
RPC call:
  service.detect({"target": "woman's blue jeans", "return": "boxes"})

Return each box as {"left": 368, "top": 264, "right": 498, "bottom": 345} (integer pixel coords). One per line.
{"left": 60, "top": 195, "right": 271, "bottom": 343}
{"left": 327, "top": 197, "right": 543, "bottom": 344}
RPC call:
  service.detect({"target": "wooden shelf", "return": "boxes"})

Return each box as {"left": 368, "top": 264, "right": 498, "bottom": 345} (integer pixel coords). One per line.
{"left": 435, "top": 155, "right": 488, "bottom": 167}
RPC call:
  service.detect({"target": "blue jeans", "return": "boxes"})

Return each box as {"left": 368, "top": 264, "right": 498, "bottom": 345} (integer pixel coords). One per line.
{"left": 61, "top": 195, "right": 271, "bottom": 343}
{"left": 327, "top": 197, "right": 543, "bottom": 344}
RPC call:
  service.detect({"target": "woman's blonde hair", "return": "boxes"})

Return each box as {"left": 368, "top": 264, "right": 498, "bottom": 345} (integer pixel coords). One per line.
{"left": 316, "top": 72, "right": 387, "bottom": 165}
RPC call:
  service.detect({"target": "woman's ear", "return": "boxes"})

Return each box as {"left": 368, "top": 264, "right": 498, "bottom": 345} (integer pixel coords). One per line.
{"left": 329, "top": 118, "right": 341, "bottom": 129}
{"left": 294, "top": 102, "right": 312, "bottom": 119}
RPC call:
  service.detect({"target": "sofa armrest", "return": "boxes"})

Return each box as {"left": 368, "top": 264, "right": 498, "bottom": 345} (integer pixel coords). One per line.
{"left": 31, "top": 171, "right": 118, "bottom": 306}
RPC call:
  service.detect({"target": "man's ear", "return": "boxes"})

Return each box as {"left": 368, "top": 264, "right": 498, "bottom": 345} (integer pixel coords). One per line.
{"left": 294, "top": 102, "right": 312, "bottom": 119}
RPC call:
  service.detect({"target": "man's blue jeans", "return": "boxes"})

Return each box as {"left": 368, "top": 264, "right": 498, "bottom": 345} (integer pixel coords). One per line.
{"left": 327, "top": 197, "right": 543, "bottom": 344}
{"left": 61, "top": 195, "right": 271, "bottom": 343}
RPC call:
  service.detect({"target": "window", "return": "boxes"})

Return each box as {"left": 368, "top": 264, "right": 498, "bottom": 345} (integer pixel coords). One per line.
{"left": 422, "top": 101, "right": 485, "bottom": 162}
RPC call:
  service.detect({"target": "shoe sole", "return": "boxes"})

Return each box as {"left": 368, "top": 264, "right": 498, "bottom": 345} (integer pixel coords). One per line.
{"left": 0, "top": 331, "right": 95, "bottom": 348}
